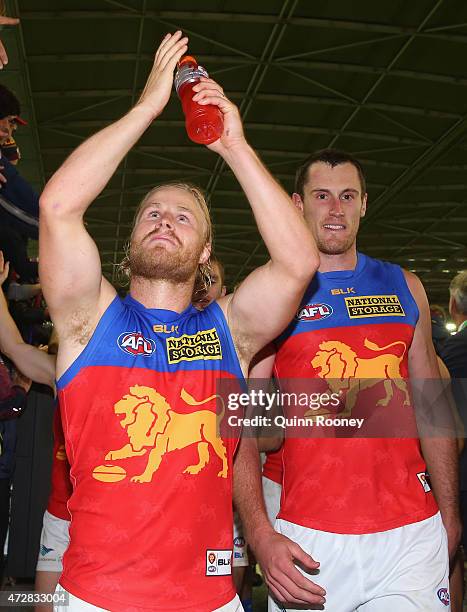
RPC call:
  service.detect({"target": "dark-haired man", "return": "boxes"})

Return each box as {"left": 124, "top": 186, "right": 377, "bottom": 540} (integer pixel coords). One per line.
{"left": 243, "top": 149, "right": 459, "bottom": 611}
{"left": 39, "top": 32, "right": 323, "bottom": 612}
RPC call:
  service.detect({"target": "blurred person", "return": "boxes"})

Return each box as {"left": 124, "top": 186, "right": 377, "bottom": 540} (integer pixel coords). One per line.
{"left": 193, "top": 255, "right": 227, "bottom": 309}
{"left": 439, "top": 271, "right": 467, "bottom": 612}
{"left": 238, "top": 149, "right": 459, "bottom": 612}
{"left": 39, "top": 31, "right": 321, "bottom": 612}
{"left": 0, "top": 250, "right": 56, "bottom": 587}
{"left": 0, "top": 252, "right": 69, "bottom": 610}
{"left": 431, "top": 303, "right": 450, "bottom": 355}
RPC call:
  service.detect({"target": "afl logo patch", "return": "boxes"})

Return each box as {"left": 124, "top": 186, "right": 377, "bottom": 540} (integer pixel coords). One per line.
{"left": 117, "top": 332, "right": 156, "bottom": 356}
{"left": 297, "top": 303, "right": 333, "bottom": 322}
{"left": 437, "top": 588, "right": 449, "bottom": 606}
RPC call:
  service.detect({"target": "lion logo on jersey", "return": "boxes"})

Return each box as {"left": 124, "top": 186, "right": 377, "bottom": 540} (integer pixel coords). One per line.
{"left": 98, "top": 386, "right": 227, "bottom": 483}
{"left": 308, "top": 338, "right": 410, "bottom": 417}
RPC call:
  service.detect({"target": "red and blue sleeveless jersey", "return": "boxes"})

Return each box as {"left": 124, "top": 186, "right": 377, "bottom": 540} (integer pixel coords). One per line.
{"left": 274, "top": 254, "right": 438, "bottom": 534}
{"left": 57, "top": 294, "right": 243, "bottom": 611}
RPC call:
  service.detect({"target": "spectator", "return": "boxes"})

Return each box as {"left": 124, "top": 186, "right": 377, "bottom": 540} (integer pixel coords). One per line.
{"left": 430, "top": 303, "right": 450, "bottom": 355}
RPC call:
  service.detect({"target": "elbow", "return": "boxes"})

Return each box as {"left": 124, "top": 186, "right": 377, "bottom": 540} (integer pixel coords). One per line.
{"left": 287, "top": 250, "right": 319, "bottom": 284}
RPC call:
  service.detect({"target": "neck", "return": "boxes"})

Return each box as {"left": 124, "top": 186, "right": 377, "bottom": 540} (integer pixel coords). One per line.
{"left": 129, "top": 276, "right": 195, "bottom": 311}
{"left": 318, "top": 244, "right": 358, "bottom": 273}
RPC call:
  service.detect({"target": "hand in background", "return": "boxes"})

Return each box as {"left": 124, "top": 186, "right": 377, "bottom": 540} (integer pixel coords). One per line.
{"left": 0, "top": 14, "right": 20, "bottom": 69}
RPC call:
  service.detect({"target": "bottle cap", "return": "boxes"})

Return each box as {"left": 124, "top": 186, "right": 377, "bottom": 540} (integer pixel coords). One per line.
{"left": 178, "top": 55, "right": 197, "bottom": 68}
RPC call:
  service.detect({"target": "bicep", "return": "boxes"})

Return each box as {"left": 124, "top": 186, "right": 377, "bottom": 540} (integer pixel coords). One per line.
{"left": 226, "top": 262, "right": 306, "bottom": 359}
{"left": 405, "top": 271, "right": 439, "bottom": 379}
{"left": 39, "top": 213, "right": 115, "bottom": 331}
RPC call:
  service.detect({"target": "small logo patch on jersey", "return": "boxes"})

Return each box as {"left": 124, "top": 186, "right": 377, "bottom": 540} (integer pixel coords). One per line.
{"left": 234, "top": 536, "right": 245, "bottom": 547}
{"left": 417, "top": 471, "right": 432, "bottom": 493}
{"left": 153, "top": 324, "right": 179, "bottom": 334}
{"left": 345, "top": 295, "right": 405, "bottom": 319}
{"left": 331, "top": 287, "right": 355, "bottom": 295}
{"left": 297, "top": 303, "right": 333, "bottom": 322}
{"left": 205, "top": 549, "right": 232, "bottom": 576}
{"left": 40, "top": 545, "right": 54, "bottom": 556}
{"left": 118, "top": 332, "right": 156, "bottom": 356}
{"left": 166, "top": 328, "right": 222, "bottom": 364}
{"left": 437, "top": 588, "right": 450, "bottom": 606}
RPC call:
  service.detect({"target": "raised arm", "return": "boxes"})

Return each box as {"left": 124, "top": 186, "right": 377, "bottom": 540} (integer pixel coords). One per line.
{"left": 192, "top": 79, "right": 318, "bottom": 365}
{"left": 405, "top": 270, "right": 461, "bottom": 561}
{"left": 39, "top": 32, "right": 188, "bottom": 373}
{"left": 0, "top": 252, "right": 55, "bottom": 387}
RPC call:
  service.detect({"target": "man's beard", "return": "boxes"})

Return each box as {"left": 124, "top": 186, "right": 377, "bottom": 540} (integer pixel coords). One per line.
{"left": 129, "top": 236, "right": 203, "bottom": 284}
{"left": 317, "top": 234, "right": 355, "bottom": 256}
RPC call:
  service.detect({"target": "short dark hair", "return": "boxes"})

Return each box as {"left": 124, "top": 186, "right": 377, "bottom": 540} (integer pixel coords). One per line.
{"left": 0, "top": 84, "right": 20, "bottom": 119}
{"left": 295, "top": 149, "right": 366, "bottom": 198}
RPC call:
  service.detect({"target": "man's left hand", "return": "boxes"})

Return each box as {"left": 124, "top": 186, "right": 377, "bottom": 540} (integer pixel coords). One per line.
{"left": 192, "top": 77, "right": 246, "bottom": 154}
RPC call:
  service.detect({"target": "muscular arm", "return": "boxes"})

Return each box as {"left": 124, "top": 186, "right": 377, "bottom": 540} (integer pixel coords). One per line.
{"left": 193, "top": 81, "right": 318, "bottom": 366}
{"left": 222, "top": 143, "right": 318, "bottom": 362}
{"left": 405, "top": 270, "right": 461, "bottom": 560}
{"left": 39, "top": 33, "right": 188, "bottom": 376}
{"left": 234, "top": 436, "right": 325, "bottom": 606}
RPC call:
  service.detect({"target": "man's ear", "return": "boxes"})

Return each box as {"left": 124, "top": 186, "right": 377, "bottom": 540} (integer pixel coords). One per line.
{"left": 360, "top": 193, "right": 368, "bottom": 218}
{"left": 199, "top": 242, "right": 212, "bottom": 265}
{"left": 292, "top": 192, "right": 304, "bottom": 214}
{"left": 448, "top": 294, "right": 457, "bottom": 319}
{"left": 220, "top": 285, "right": 227, "bottom": 298}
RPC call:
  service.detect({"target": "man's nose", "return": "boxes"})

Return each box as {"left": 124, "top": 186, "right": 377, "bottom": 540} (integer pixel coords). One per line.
{"left": 329, "top": 197, "right": 344, "bottom": 216}
{"left": 157, "top": 213, "right": 174, "bottom": 229}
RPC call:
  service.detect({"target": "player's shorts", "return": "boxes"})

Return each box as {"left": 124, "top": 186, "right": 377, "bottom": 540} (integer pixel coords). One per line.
{"left": 53, "top": 585, "right": 243, "bottom": 611}
{"left": 233, "top": 510, "right": 248, "bottom": 567}
{"left": 36, "top": 510, "right": 71, "bottom": 573}
{"left": 262, "top": 476, "right": 281, "bottom": 526}
{"left": 269, "top": 512, "right": 450, "bottom": 612}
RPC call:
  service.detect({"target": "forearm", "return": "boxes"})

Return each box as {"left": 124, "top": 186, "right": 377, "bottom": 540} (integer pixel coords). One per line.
{"left": 0, "top": 289, "right": 55, "bottom": 386}
{"left": 40, "top": 104, "right": 155, "bottom": 217}
{"left": 420, "top": 436, "right": 460, "bottom": 522}
{"left": 233, "top": 437, "right": 274, "bottom": 548}
{"left": 222, "top": 143, "right": 318, "bottom": 275}
{"left": 0, "top": 287, "right": 24, "bottom": 356}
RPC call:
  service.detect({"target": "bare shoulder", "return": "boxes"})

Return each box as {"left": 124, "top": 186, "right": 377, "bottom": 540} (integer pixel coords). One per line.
{"left": 402, "top": 269, "right": 427, "bottom": 306}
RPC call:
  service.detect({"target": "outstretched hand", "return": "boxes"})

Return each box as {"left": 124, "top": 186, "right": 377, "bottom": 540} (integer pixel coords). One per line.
{"left": 0, "top": 15, "right": 20, "bottom": 69}
{"left": 192, "top": 77, "right": 246, "bottom": 154}
{"left": 0, "top": 250, "right": 9, "bottom": 286}
{"left": 253, "top": 529, "right": 326, "bottom": 606}
{"left": 137, "top": 31, "right": 188, "bottom": 119}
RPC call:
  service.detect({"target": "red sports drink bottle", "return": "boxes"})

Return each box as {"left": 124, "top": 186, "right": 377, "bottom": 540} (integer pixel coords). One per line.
{"left": 174, "top": 55, "right": 224, "bottom": 145}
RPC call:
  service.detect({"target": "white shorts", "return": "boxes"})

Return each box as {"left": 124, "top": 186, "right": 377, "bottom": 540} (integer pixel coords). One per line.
{"left": 53, "top": 585, "right": 243, "bottom": 611}
{"left": 269, "top": 512, "right": 450, "bottom": 612}
{"left": 36, "top": 510, "right": 71, "bottom": 573}
{"left": 233, "top": 510, "right": 248, "bottom": 567}
{"left": 262, "top": 476, "right": 281, "bottom": 526}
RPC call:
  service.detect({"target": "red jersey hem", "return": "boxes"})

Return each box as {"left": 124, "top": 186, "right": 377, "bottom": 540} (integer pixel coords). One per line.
{"left": 262, "top": 470, "right": 282, "bottom": 485}
{"left": 47, "top": 502, "right": 71, "bottom": 522}
{"left": 59, "top": 575, "right": 236, "bottom": 611}
{"left": 279, "top": 504, "right": 439, "bottom": 534}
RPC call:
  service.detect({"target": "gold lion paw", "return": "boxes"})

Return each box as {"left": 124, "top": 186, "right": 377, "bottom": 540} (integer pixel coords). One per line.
{"left": 184, "top": 466, "right": 202, "bottom": 475}
{"left": 131, "top": 474, "right": 151, "bottom": 483}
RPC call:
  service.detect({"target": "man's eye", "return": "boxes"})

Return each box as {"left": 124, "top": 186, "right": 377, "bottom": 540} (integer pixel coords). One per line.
{"left": 178, "top": 215, "right": 188, "bottom": 222}
{"left": 317, "top": 193, "right": 327, "bottom": 200}
{"left": 342, "top": 194, "right": 354, "bottom": 201}
{"left": 149, "top": 211, "right": 159, "bottom": 218}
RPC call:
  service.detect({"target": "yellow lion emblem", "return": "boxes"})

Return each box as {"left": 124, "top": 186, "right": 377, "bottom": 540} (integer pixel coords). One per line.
{"left": 103, "top": 386, "right": 227, "bottom": 483}
{"left": 308, "top": 338, "right": 410, "bottom": 417}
